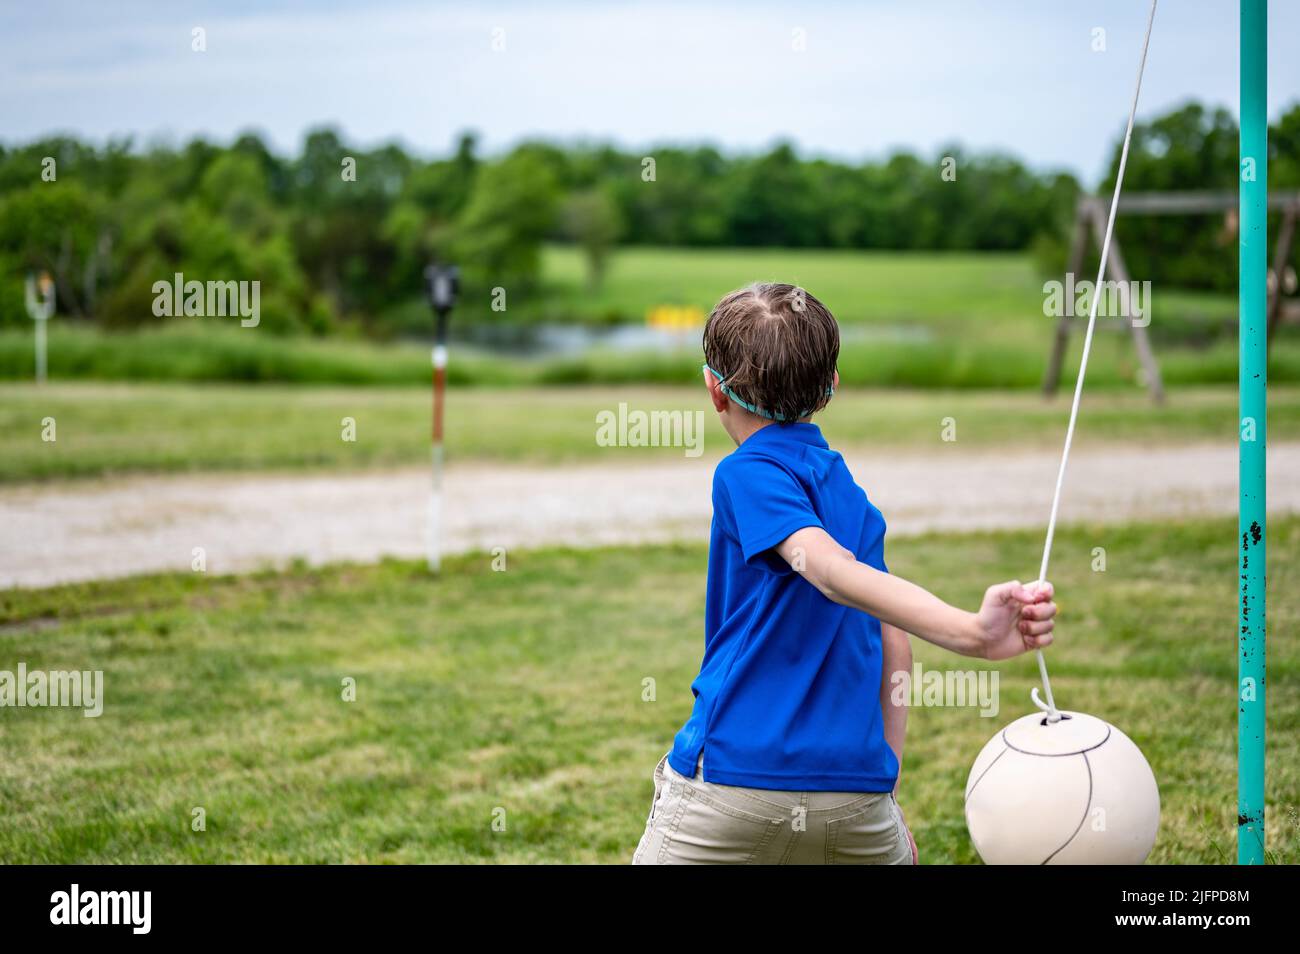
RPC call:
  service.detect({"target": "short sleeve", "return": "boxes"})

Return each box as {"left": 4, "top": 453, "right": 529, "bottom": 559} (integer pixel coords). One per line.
{"left": 715, "top": 453, "right": 823, "bottom": 574}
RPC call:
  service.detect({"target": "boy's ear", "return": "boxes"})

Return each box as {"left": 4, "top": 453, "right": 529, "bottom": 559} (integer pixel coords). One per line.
{"left": 703, "top": 367, "right": 729, "bottom": 413}
{"left": 832, "top": 370, "right": 840, "bottom": 392}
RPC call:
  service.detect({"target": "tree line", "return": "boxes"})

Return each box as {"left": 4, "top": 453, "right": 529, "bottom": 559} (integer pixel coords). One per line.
{"left": 0, "top": 99, "right": 1296, "bottom": 336}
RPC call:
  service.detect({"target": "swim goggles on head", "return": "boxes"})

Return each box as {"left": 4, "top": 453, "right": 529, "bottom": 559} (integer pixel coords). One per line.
{"left": 703, "top": 363, "right": 834, "bottom": 422}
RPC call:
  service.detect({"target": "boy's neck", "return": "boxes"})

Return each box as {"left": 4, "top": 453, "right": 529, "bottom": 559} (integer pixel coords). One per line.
{"left": 730, "top": 416, "right": 771, "bottom": 447}
{"left": 728, "top": 413, "right": 814, "bottom": 447}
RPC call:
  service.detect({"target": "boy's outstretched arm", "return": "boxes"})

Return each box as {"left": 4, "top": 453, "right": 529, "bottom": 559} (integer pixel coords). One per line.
{"left": 775, "top": 526, "right": 1056, "bottom": 660}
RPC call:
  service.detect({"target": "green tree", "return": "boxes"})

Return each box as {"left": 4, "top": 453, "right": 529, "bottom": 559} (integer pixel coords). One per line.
{"left": 451, "top": 149, "right": 561, "bottom": 294}
{"left": 560, "top": 187, "right": 623, "bottom": 290}
{"left": 0, "top": 181, "right": 103, "bottom": 320}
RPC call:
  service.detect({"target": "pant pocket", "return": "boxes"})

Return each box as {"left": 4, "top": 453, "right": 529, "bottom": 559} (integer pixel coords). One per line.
{"left": 824, "top": 793, "right": 906, "bottom": 865}
{"left": 658, "top": 786, "right": 784, "bottom": 865}
{"left": 631, "top": 754, "right": 672, "bottom": 864}
{"left": 646, "top": 753, "right": 669, "bottom": 822}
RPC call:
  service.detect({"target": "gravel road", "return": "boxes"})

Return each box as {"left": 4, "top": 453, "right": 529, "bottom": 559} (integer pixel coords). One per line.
{"left": 3, "top": 442, "right": 1296, "bottom": 587}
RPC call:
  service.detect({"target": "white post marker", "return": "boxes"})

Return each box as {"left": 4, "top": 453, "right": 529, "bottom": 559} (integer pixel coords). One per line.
{"left": 424, "top": 265, "right": 459, "bottom": 573}
{"left": 25, "top": 271, "right": 55, "bottom": 385}
{"left": 428, "top": 342, "right": 448, "bottom": 572}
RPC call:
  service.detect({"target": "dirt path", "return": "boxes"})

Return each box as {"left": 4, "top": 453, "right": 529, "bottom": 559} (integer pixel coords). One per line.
{"left": 4, "top": 442, "right": 1298, "bottom": 588}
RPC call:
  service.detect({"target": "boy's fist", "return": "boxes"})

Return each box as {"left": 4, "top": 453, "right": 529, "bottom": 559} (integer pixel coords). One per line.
{"left": 974, "top": 580, "right": 1056, "bottom": 660}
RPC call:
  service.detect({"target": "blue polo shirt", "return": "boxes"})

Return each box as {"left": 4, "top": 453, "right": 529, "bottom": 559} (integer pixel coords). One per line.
{"left": 668, "top": 422, "right": 897, "bottom": 792}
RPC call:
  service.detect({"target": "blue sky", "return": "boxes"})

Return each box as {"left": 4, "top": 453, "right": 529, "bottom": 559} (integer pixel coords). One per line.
{"left": 1, "top": 0, "right": 1296, "bottom": 184}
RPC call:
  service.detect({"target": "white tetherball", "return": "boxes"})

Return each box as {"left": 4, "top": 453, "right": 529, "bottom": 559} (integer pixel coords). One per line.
{"left": 964, "top": 710, "right": 1159, "bottom": 864}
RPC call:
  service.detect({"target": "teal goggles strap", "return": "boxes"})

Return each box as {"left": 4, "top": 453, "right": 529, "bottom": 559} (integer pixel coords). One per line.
{"left": 703, "top": 364, "right": 834, "bottom": 422}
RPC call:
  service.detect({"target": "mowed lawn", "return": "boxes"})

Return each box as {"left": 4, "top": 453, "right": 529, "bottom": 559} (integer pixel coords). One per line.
{"left": 0, "top": 516, "right": 1294, "bottom": 864}
{"left": 4, "top": 381, "right": 1300, "bottom": 482}
{"left": 539, "top": 245, "right": 1237, "bottom": 333}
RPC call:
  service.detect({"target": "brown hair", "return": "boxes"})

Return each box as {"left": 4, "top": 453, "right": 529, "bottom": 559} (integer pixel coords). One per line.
{"left": 702, "top": 283, "right": 839, "bottom": 422}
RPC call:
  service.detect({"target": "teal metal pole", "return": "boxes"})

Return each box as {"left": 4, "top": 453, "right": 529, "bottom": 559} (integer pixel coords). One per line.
{"left": 1238, "top": 0, "right": 1267, "bottom": 866}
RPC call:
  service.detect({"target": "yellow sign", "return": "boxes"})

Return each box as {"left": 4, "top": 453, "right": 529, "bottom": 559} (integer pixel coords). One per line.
{"left": 646, "top": 305, "right": 704, "bottom": 330}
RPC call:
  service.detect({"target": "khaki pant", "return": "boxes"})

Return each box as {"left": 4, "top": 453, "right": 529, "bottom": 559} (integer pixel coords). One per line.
{"left": 632, "top": 753, "right": 915, "bottom": 865}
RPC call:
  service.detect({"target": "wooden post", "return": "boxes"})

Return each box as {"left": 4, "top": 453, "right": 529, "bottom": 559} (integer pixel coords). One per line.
{"left": 1085, "top": 207, "right": 1165, "bottom": 402}
{"left": 1043, "top": 200, "right": 1094, "bottom": 396}
{"left": 1045, "top": 196, "right": 1165, "bottom": 403}
{"left": 1265, "top": 200, "right": 1297, "bottom": 353}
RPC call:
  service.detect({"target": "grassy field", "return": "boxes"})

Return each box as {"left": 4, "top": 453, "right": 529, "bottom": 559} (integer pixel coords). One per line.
{"left": 541, "top": 247, "right": 1052, "bottom": 327}
{"left": 0, "top": 516, "right": 1294, "bottom": 864}
{"left": 3, "top": 247, "right": 1293, "bottom": 389}
{"left": 3, "top": 381, "right": 1299, "bottom": 483}
{"left": 539, "top": 246, "right": 1239, "bottom": 333}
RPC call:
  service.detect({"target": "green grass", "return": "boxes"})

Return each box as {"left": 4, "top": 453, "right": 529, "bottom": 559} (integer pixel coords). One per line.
{"left": 540, "top": 247, "right": 1048, "bottom": 327}
{"left": 539, "top": 245, "right": 1240, "bottom": 333}
{"left": 0, "top": 325, "right": 497, "bottom": 387}
{"left": 4, "top": 381, "right": 1300, "bottom": 483}
{"left": 0, "top": 516, "right": 1294, "bottom": 863}
{"left": 4, "top": 247, "right": 1295, "bottom": 388}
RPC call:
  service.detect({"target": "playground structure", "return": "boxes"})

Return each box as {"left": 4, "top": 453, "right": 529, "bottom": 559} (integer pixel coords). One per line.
{"left": 1044, "top": 189, "right": 1300, "bottom": 403}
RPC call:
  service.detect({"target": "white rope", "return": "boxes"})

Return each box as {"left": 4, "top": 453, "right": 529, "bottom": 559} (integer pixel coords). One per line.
{"left": 1031, "top": 0, "right": 1158, "bottom": 724}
